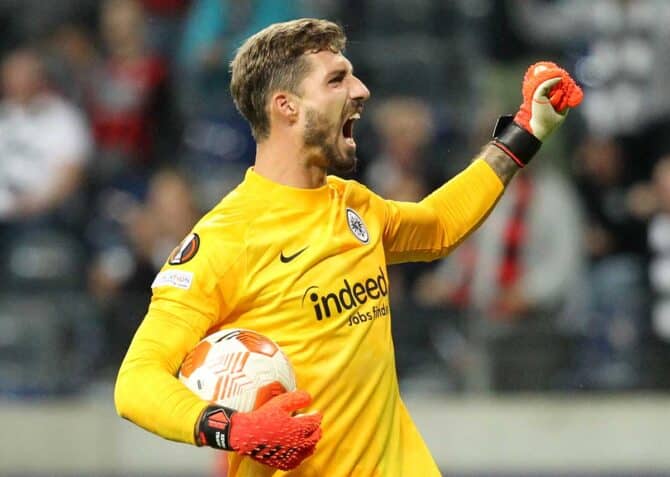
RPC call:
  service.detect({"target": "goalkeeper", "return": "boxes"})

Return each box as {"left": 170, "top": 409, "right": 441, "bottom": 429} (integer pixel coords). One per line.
{"left": 115, "top": 18, "right": 582, "bottom": 476}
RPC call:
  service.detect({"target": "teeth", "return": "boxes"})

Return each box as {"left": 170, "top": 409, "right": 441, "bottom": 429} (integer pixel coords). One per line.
{"left": 350, "top": 113, "right": 360, "bottom": 120}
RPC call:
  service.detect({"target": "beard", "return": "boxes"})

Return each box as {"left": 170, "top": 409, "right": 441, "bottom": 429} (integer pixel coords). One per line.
{"left": 303, "top": 107, "right": 357, "bottom": 174}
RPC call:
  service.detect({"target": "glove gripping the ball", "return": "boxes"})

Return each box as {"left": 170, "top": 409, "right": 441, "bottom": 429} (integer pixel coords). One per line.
{"left": 196, "top": 390, "right": 322, "bottom": 471}
{"left": 492, "top": 61, "right": 583, "bottom": 167}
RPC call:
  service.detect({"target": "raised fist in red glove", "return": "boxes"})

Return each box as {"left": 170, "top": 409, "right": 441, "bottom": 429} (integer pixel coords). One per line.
{"left": 514, "top": 61, "right": 583, "bottom": 141}
{"left": 492, "top": 61, "right": 583, "bottom": 167}
{"left": 196, "top": 390, "right": 322, "bottom": 471}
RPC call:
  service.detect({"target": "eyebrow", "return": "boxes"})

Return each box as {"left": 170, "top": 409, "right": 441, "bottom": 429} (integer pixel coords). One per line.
{"left": 327, "top": 68, "right": 347, "bottom": 80}
{"left": 327, "top": 61, "right": 354, "bottom": 79}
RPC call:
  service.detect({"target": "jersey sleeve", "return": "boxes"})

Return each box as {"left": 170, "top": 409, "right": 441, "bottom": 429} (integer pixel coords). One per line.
{"left": 114, "top": 227, "right": 245, "bottom": 444}
{"left": 382, "top": 158, "right": 504, "bottom": 264}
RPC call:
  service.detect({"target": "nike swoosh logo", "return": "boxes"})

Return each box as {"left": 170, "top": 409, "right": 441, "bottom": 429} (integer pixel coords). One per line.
{"left": 280, "top": 246, "right": 308, "bottom": 263}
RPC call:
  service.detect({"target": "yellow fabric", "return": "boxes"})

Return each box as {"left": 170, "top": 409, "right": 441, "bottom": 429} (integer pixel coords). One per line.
{"left": 114, "top": 158, "right": 504, "bottom": 476}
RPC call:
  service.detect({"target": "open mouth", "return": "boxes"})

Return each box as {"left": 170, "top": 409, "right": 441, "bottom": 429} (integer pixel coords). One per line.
{"left": 342, "top": 113, "right": 360, "bottom": 146}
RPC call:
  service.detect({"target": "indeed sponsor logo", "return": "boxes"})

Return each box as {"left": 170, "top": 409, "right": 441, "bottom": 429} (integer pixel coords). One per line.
{"left": 302, "top": 268, "right": 388, "bottom": 320}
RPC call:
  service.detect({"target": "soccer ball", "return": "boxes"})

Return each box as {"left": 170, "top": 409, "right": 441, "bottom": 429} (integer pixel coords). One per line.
{"left": 179, "top": 328, "right": 296, "bottom": 412}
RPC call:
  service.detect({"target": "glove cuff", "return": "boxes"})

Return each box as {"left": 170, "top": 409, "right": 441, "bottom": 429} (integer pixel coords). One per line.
{"left": 195, "top": 404, "right": 237, "bottom": 451}
{"left": 491, "top": 115, "right": 542, "bottom": 167}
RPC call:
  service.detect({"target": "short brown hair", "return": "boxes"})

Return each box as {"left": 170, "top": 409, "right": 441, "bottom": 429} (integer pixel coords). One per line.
{"left": 230, "top": 18, "right": 346, "bottom": 140}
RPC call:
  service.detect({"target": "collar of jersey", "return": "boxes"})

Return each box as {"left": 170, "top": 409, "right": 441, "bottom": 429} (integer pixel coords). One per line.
{"left": 243, "top": 168, "right": 333, "bottom": 207}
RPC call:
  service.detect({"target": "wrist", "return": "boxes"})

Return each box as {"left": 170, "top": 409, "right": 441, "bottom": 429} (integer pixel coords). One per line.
{"left": 481, "top": 144, "right": 521, "bottom": 186}
{"left": 195, "top": 404, "right": 237, "bottom": 450}
{"left": 491, "top": 115, "right": 542, "bottom": 167}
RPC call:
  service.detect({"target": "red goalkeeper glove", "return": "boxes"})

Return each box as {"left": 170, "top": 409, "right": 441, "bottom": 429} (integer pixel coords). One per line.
{"left": 195, "top": 390, "right": 322, "bottom": 471}
{"left": 492, "top": 61, "right": 583, "bottom": 167}
{"left": 515, "top": 61, "right": 583, "bottom": 140}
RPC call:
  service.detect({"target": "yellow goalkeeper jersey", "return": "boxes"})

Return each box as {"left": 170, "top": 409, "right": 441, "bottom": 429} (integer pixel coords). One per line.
{"left": 115, "top": 159, "right": 503, "bottom": 477}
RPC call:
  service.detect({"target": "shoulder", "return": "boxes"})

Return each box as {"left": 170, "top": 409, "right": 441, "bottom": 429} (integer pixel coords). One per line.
{"left": 185, "top": 184, "right": 272, "bottom": 265}
{"left": 40, "top": 95, "right": 84, "bottom": 121}
{"left": 327, "top": 175, "right": 388, "bottom": 218}
{"left": 159, "top": 211, "right": 248, "bottom": 293}
{"left": 327, "top": 174, "right": 365, "bottom": 190}
{"left": 327, "top": 175, "right": 381, "bottom": 201}
{"left": 198, "top": 183, "right": 271, "bottom": 235}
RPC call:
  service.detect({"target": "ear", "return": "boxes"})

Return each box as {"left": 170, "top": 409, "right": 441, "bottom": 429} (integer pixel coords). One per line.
{"left": 271, "top": 91, "right": 299, "bottom": 125}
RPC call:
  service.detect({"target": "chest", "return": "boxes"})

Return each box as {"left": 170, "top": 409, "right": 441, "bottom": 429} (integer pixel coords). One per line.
{"left": 0, "top": 110, "right": 65, "bottom": 170}
{"left": 233, "top": 200, "right": 389, "bottom": 331}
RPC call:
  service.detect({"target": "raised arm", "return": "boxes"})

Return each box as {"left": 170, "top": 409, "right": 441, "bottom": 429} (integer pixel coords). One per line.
{"left": 383, "top": 61, "right": 583, "bottom": 264}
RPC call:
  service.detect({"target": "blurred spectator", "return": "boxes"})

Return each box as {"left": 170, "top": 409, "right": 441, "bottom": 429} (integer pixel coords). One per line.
{"left": 89, "top": 168, "right": 199, "bottom": 300}
{"left": 86, "top": 0, "right": 178, "bottom": 186}
{"left": 139, "top": 0, "right": 191, "bottom": 60}
{"left": 175, "top": 0, "right": 303, "bottom": 210}
{"left": 575, "top": 136, "right": 651, "bottom": 260}
{"left": 366, "top": 97, "right": 442, "bottom": 300}
{"left": 47, "top": 23, "right": 101, "bottom": 107}
{"left": 88, "top": 169, "right": 199, "bottom": 368}
{"left": 0, "top": 48, "right": 91, "bottom": 226}
{"left": 176, "top": 0, "right": 302, "bottom": 115}
{"left": 366, "top": 97, "right": 437, "bottom": 201}
{"left": 571, "top": 135, "right": 650, "bottom": 389}
{"left": 648, "top": 156, "right": 670, "bottom": 342}
{"left": 0, "top": 0, "right": 98, "bottom": 48}
{"left": 414, "top": 162, "right": 585, "bottom": 391}
{"left": 0, "top": 48, "right": 96, "bottom": 393}
{"left": 364, "top": 96, "right": 445, "bottom": 382}
{"left": 332, "top": 0, "right": 488, "bottom": 99}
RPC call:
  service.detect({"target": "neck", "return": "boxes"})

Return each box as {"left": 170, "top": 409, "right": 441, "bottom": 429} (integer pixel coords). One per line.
{"left": 254, "top": 133, "right": 327, "bottom": 188}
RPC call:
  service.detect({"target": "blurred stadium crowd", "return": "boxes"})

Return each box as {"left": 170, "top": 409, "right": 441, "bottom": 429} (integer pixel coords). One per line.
{"left": 2, "top": 0, "right": 670, "bottom": 397}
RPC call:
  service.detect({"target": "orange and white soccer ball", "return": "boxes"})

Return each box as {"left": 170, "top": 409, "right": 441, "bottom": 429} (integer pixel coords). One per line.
{"left": 179, "top": 329, "right": 296, "bottom": 412}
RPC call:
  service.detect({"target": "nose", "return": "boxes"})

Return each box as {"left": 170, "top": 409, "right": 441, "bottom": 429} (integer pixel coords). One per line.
{"left": 351, "top": 75, "right": 370, "bottom": 102}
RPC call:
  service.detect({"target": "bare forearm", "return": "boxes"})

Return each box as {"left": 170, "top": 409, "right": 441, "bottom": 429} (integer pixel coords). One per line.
{"left": 479, "top": 143, "right": 521, "bottom": 186}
